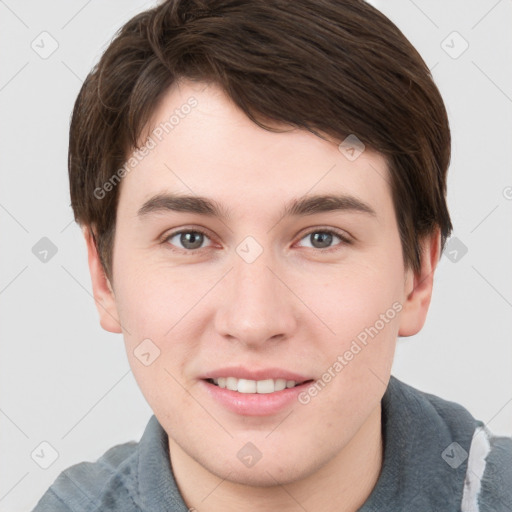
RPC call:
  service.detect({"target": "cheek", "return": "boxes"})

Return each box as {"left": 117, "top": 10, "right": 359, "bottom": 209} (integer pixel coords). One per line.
{"left": 113, "top": 254, "right": 213, "bottom": 336}
{"left": 113, "top": 261, "right": 220, "bottom": 403}
{"left": 300, "top": 251, "right": 403, "bottom": 399}
{"left": 113, "top": 265, "right": 201, "bottom": 417}
{"left": 304, "top": 254, "right": 403, "bottom": 337}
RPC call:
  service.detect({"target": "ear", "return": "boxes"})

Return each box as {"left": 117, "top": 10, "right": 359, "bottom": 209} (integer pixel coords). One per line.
{"left": 398, "top": 228, "right": 441, "bottom": 337}
{"left": 83, "top": 226, "right": 122, "bottom": 334}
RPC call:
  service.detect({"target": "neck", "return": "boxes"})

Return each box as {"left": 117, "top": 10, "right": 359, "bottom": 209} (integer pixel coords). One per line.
{"left": 169, "top": 403, "right": 383, "bottom": 512}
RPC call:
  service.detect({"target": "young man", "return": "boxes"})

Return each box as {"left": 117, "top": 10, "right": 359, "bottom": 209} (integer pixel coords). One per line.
{"left": 33, "top": 0, "right": 511, "bottom": 510}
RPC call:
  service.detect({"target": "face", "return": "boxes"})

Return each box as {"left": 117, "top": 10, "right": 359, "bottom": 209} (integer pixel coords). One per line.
{"left": 86, "top": 79, "right": 437, "bottom": 487}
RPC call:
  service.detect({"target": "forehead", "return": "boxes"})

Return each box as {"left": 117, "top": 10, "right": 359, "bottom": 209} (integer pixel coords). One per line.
{"left": 119, "top": 80, "right": 393, "bottom": 221}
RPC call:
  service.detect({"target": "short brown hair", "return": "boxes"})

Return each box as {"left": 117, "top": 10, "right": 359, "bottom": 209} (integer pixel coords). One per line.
{"left": 69, "top": 0, "right": 452, "bottom": 281}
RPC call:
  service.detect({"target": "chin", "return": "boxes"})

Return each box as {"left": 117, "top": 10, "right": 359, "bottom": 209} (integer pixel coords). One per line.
{"left": 200, "top": 442, "right": 325, "bottom": 488}
{"left": 213, "top": 460, "right": 312, "bottom": 488}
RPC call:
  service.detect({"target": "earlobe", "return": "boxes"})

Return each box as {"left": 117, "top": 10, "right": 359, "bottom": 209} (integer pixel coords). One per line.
{"left": 398, "top": 229, "right": 441, "bottom": 338}
{"left": 83, "top": 226, "right": 123, "bottom": 334}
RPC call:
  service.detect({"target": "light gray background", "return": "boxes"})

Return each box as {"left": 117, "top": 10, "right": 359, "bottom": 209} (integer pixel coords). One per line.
{"left": 1, "top": 1, "right": 511, "bottom": 510}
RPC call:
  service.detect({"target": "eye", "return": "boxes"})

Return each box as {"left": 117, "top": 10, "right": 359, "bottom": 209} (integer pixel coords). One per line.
{"left": 296, "top": 229, "right": 351, "bottom": 251}
{"left": 162, "top": 228, "right": 213, "bottom": 252}
{"left": 161, "top": 227, "right": 351, "bottom": 253}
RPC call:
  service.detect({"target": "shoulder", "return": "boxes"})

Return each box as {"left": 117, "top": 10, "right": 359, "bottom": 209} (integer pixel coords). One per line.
{"left": 386, "top": 376, "right": 512, "bottom": 511}
{"left": 31, "top": 438, "right": 140, "bottom": 512}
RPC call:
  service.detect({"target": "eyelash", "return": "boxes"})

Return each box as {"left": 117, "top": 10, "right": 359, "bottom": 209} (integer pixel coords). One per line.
{"left": 160, "top": 227, "right": 352, "bottom": 254}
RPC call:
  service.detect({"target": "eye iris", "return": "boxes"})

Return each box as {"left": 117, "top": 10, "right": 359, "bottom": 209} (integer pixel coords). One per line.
{"left": 181, "top": 232, "right": 204, "bottom": 250}
{"left": 311, "top": 232, "right": 333, "bottom": 249}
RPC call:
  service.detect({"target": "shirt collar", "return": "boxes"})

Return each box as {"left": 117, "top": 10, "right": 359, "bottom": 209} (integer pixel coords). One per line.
{"left": 137, "top": 414, "right": 189, "bottom": 512}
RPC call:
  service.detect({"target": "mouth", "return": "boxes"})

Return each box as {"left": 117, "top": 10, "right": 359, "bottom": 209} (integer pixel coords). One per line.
{"left": 204, "top": 377, "right": 314, "bottom": 394}
{"left": 200, "top": 367, "right": 316, "bottom": 415}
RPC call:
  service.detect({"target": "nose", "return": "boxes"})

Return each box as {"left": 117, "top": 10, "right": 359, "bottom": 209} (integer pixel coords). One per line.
{"left": 214, "top": 247, "right": 298, "bottom": 348}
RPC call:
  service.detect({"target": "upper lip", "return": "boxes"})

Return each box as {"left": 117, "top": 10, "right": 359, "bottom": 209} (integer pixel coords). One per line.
{"left": 201, "top": 366, "right": 313, "bottom": 383}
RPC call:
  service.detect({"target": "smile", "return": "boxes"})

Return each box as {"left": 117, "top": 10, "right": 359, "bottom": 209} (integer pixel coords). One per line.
{"left": 206, "top": 377, "right": 312, "bottom": 394}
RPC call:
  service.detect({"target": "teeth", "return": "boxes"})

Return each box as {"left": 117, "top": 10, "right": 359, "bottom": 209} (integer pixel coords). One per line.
{"left": 275, "top": 379, "right": 287, "bottom": 391}
{"left": 226, "top": 377, "right": 238, "bottom": 391}
{"left": 256, "top": 379, "right": 274, "bottom": 394}
{"left": 238, "top": 379, "right": 257, "bottom": 393}
{"left": 211, "top": 377, "right": 299, "bottom": 393}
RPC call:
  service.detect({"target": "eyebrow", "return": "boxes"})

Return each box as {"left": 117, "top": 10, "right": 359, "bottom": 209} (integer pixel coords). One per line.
{"left": 137, "top": 192, "right": 377, "bottom": 220}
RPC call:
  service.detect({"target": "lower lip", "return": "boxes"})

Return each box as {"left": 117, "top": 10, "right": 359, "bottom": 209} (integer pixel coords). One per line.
{"left": 201, "top": 379, "right": 312, "bottom": 416}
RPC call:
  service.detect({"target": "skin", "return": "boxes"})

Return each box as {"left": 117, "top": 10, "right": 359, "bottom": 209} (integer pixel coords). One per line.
{"left": 84, "top": 79, "right": 440, "bottom": 511}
